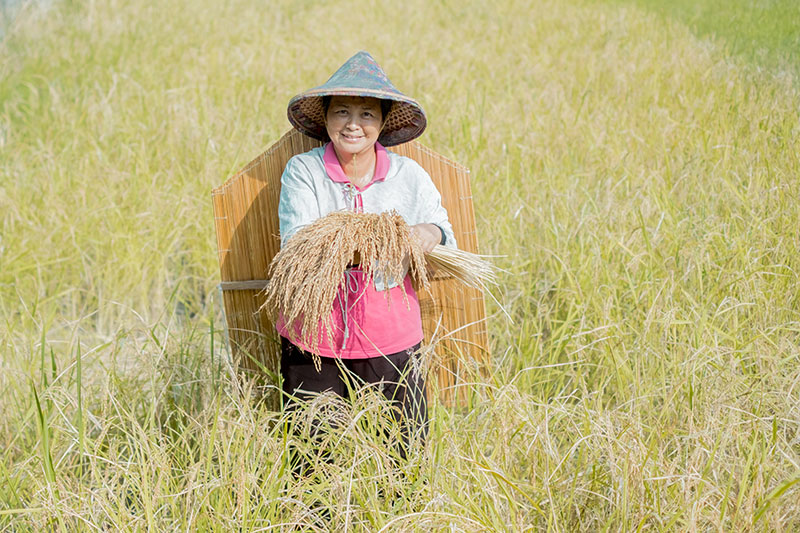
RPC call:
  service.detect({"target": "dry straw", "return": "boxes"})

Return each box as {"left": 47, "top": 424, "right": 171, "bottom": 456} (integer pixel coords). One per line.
{"left": 426, "top": 244, "right": 508, "bottom": 321}
{"left": 426, "top": 245, "right": 498, "bottom": 292}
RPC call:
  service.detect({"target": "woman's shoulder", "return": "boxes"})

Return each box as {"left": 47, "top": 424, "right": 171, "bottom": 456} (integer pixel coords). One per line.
{"left": 286, "top": 145, "right": 326, "bottom": 166}
{"left": 386, "top": 151, "right": 429, "bottom": 180}
{"left": 283, "top": 145, "right": 326, "bottom": 180}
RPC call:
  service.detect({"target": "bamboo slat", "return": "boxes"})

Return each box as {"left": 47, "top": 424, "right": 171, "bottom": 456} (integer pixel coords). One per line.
{"left": 211, "top": 129, "right": 489, "bottom": 406}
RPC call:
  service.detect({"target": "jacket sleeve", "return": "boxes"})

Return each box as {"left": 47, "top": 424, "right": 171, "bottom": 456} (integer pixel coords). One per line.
{"left": 278, "top": 156, "right": 321, "bottom": 246}
{"left": 416, "top": 166, "right": 457, "bottom": 249}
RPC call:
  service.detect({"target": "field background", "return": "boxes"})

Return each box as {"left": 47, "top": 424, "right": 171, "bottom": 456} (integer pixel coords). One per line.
{"left": 2, "top": 0, "right": 799, "bottom": 530}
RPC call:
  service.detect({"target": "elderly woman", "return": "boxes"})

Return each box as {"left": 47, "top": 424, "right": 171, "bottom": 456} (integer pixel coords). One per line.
{"left": 277, "top": 51, "right": 456, "bottom": 455}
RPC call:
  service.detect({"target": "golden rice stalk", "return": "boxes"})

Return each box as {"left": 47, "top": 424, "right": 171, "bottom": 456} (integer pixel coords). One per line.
{"left": 426, "top": 245, "right": 511, "bottom": 323}
{"left": 426, "top": 245, "right": 499, "bottom": 291}
{"left": 261, "top": 211, "right": 429, "bottom": 362}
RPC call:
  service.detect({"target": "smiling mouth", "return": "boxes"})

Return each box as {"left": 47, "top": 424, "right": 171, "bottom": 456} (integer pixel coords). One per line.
{"left": 341, "top": 133, "right": 363, "bottom": 141}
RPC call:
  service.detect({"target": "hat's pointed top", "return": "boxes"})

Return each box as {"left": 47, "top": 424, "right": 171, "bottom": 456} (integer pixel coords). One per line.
{"left": 287, "top": 51, "right": 426, "bottom": 146}
{"left": 320, "top": 51, "right": 395, "bottom": 93}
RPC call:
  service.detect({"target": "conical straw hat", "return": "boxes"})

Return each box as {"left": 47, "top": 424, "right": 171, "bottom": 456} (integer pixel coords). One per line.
{"left": 287, "top": 51, "right": 427, "bottom": 147}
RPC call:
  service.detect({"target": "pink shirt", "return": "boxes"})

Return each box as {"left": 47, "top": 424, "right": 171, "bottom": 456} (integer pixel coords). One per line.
{"left": 276, "top": 143, "right": 424, "bottom": 359}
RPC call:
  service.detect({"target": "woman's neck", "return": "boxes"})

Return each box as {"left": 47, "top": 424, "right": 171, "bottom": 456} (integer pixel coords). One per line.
{"left": 334, "top": 146, "right": 377, "bottom": 186}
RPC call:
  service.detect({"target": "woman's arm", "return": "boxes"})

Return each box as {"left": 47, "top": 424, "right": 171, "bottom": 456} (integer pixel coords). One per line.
{"left": 278, "top": 157, "right": 321, "bottom": 246}
{"left": 412, "top": 166, "right": 457, "bottom": 250}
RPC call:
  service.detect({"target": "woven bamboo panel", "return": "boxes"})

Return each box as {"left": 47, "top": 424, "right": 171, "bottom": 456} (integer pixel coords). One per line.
{"left": 212, "top": 129, "right": 489, "bottom": 405}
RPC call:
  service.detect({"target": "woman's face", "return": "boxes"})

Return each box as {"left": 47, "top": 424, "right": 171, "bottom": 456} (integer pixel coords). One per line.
{"left": 325, "top": 96, "right": 383, "bottom": 157}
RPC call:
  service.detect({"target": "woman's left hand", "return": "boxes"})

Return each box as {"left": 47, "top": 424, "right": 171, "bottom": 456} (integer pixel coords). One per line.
{"left": 410, "top": 223, "right": 442, "bottom": 253}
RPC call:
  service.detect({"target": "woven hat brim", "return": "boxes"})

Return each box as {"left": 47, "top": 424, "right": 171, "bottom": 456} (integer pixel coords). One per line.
{"left": 287, "top": 88, "right": 427, "bottom": 147}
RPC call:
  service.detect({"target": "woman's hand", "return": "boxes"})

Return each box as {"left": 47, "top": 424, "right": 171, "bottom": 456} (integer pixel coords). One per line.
{"left": 410, "top": 223, "right": 442, "bottom": 253}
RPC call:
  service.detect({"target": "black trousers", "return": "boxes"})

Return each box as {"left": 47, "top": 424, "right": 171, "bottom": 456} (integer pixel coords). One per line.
{"left": 280, "top": 337, "right": 428, "bottom": 459}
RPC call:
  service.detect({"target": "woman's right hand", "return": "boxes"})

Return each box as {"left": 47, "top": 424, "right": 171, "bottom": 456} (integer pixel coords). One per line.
{"left": 410, "top": 223, "right": 442, "bottom": 253}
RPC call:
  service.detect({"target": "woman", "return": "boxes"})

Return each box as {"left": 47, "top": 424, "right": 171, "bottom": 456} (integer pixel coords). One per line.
{"left": 277, "top": 51, "right": 456, "bottom": 456}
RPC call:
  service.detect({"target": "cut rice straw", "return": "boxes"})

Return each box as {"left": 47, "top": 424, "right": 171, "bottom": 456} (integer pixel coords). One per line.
{"left": 427, "top": 245, "right": 512, "bottom": 322}
{"left": 426, "top": 245, "right": 498, "bottom": 290}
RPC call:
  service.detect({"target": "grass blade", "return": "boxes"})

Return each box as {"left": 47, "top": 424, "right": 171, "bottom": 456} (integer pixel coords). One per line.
{"left": 76, "top": 341, "right": 84, "bottom": 477}
{"left": 31, "top": 381, "right": 55, "bottom": 484}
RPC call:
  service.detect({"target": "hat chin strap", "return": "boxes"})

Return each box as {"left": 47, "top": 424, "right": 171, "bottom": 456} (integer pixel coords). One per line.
{"left": 379, "top": 111, "right": 390, "bottom": 137}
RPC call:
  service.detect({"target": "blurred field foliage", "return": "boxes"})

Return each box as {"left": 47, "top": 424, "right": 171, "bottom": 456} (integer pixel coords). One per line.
{"left": 1, "top": 0, "right": 799, "bottom": 530}
{"left": 614, "top": 0, "right": 800, "bottom": 72}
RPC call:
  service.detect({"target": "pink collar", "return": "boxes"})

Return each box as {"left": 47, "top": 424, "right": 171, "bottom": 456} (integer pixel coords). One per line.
{"left": 323, "top": 142, "right": 390, "bottom": 191}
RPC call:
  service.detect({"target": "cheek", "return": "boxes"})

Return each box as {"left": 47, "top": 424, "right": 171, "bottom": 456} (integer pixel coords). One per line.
{"left": 324, "top": 113, "right": 341, "bottom": 133}
{"left": 324, "top": 119, "right": 338, "bottom": 138}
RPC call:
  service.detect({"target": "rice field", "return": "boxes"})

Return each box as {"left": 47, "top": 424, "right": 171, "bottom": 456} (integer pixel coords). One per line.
{"left": 2, "top": 0, "right": 799, "bottom": 530}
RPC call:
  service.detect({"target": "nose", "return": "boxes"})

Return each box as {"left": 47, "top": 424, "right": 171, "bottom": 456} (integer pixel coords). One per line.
{"left": 345, "top": 115, "right": 361, "bottom": 129}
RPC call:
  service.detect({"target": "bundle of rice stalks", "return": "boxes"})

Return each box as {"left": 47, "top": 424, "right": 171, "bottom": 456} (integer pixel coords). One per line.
{"left": 261, "top": 211, "right": 429, "bottom": 362}
{"left": 426, "top": 245, "right": 499, "bottom": 292}
{"left": 427, "top": 244, "right": 510, "bottom": 323}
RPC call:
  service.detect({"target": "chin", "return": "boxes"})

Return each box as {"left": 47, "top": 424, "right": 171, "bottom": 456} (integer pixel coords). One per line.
{"left": 335, "top": 140, "right": 372, "bottom": 154}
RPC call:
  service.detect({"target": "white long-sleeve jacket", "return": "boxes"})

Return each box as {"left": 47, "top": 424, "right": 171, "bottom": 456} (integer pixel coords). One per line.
{"left": 278, "top": 144, "right": 457, "bottom": 289}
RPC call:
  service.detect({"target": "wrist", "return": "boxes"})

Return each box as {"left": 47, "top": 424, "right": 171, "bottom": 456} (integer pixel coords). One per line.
{"left": 432, "top": 223, "right": 446, "bottom": 246}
